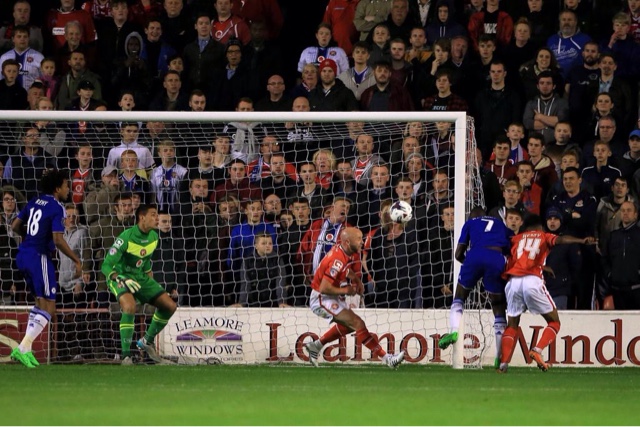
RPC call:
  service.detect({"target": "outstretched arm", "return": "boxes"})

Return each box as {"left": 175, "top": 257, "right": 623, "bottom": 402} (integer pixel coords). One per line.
{"left": 556, "top": 235, "right": 596, "bottom": 245}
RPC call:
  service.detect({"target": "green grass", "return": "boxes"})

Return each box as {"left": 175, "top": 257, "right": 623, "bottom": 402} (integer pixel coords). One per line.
{"left": 1, "top": 364, "right": 638, "bottom": 425}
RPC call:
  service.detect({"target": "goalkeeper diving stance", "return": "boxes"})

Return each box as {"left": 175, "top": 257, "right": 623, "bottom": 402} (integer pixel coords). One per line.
{"left": 101, "top": 204, "right": 176, "bottom": 364}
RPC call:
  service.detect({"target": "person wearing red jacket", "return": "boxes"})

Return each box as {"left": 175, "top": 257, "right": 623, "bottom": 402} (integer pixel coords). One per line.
{"left": 323, "top": 0, "right": 360, "bottom": 55}
{"left": 231, "top": 0, "right": 283, "bottom": 41}
{"left": 467, "top": 0, "right": 513, "bottom": 51}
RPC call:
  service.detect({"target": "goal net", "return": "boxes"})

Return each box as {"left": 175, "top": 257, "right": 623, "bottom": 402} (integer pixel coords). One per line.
{"left": 0, "top": 111, "right": 492, "bottom": 367}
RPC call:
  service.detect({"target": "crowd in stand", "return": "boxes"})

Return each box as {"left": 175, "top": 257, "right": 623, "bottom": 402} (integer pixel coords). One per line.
{"left": 1, "top": 0, "right": 640, "bottom": 314}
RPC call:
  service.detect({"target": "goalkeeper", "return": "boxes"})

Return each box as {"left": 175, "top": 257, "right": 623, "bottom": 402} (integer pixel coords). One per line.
{"left": 101, "top": 204, "right": 177, "bottom": 364}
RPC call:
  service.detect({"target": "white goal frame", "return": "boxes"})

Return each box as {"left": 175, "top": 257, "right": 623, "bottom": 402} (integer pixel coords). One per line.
{"left": 0, "top": 110, "right": 470, "bottom": 368}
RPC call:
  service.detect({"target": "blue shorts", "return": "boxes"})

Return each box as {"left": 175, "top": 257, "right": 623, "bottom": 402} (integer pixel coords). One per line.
{"left": 457, "top": 248, "right": 506, "bottom": 294}
{"left": 16, "top": 249, "right": 58, "bottom": 300}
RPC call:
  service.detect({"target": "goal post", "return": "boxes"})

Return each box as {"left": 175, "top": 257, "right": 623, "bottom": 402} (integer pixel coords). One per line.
{"left": 0, "top": 110, "right": 491, "bottom": 367}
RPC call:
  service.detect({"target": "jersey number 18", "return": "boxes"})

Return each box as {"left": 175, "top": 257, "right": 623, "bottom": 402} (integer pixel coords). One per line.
{"left": 26, "top": 208, "right": 43, "bottom": 236}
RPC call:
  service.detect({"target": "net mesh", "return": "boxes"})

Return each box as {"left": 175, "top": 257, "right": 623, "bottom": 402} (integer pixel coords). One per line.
{"left": 0, "top": 112, "right": 491, "bottom": 366}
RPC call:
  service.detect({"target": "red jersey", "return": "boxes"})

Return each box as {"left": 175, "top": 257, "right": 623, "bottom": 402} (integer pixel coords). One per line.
{"left": 504, "top": 230, "right": 557, "bottom": 279}
{"left": 45, "top": 9, "right": 98, "bottom": 50}
{"left": 310, "top": 244, "right": 356, "bottom": 291}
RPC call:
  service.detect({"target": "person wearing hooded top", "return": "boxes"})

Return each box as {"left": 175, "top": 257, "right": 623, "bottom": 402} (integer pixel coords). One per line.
{"left": 425, "top": 0, "right": 466, "bottom": 46}
{"left": 546, "top": 10, "right": 591, "bottom": 80}
{"left": 542, "top": 206, "right": 582, "bottom": 310}
{"left": 112, "top": 32, "right": 150, "bottom": 105}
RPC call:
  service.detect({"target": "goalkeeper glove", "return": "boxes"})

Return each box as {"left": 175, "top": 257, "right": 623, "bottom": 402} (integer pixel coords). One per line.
{"left": 115, "top": 275, "right": 141, "bottom": 294}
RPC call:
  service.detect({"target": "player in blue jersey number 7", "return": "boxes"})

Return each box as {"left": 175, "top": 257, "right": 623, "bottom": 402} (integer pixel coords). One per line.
{"left": 11, "top": 170, "right": 83, "bottom": 368}
{"left": 438, "top": 207, "right": 514, "bottom": 368}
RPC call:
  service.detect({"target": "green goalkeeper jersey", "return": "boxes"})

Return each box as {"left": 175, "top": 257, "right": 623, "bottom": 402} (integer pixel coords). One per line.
{"left": 101, "top": 225, "right": 159, "bottom": 281}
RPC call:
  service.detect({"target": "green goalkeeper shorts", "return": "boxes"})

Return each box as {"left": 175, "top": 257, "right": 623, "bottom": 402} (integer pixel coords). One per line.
{"left": 107, "top": 275, "right": 166, "bottom": 305}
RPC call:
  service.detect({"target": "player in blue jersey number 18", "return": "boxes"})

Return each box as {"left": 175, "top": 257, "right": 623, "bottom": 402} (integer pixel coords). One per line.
{"left": 10, "top": 170, "right": 82, "bottom": 368}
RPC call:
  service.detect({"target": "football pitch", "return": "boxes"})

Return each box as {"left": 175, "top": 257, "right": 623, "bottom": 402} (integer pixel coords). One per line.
{"left": 1, "top": 364, "right": 638, "bottom": 425}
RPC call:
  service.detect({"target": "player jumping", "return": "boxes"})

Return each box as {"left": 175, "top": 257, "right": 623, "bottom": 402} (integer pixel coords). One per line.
{"left": 304, "top": 228, "right": 405, "bottom": 368}
{"left": 498, "top": 215, "right": 595, "bottom": 372}
{"left": 11, "top": 169, "right": 83, "bottom": 368}
{"left": 438, "top": 207, "right": 513, "bottom": 368}
{"left": 101, "top": 204, "right": 177, "bottom": 364}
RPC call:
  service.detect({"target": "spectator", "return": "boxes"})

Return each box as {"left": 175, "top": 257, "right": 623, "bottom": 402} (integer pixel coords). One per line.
{"left": 519, "top": 46, "right": 564, "bottom": 104}
{"left": 423, "top": 68, "right": 468, "bottom": 112}
{"left": 211, "top": 0, "right": 251, "bottom": 46}
{"left": 130, "top": 0, "right": 164, "bottom": 29}
{"left": 565, "top": 41, "right": 600, "bottom": 141}
{"left": 368, "top": 201, "right": 421, "bottom": 308}
{"left": 45, "top": 0, "right": 98, "bottom": 52}
{"left": 423, "top": 169, "right": 454, "bottom": 229}
{"left": 360, "top": 60, "right": 414, "bottom": 111}
{"left": 581, "top": 140, "right": 622, "bottom": 200}
{"left": 546, "top": 10, "right": 591, "bottom": 80}
{"left": 405, "top": 26, "right": 431, "bottom": 71}
{"left": 158, "top": 0, "right": 195, "bottom": 52}
{"left": 152, "top": 211, "right": 184, "bottom": 303}
{"left": 231, "top": 0, "right": 282, "bottom": 41}
{"left": 516, "top": 160, "right": 543, "bottom": 216}
{"left": 586, "top": 93, "right": 620, "bottom": 141}
{"left": 543, "top": 206, "right": 582, "bottom": 310}
{"left": 288, "top": 162, "right": 328, "bottom": 221}
{"left": 84, "top": 165, "right": 120, "bottom": 225}
{"left": 425, "top": 121, "right": 454, "bottom": 169}
{"left": 209, "top": 41, "right": 260, "bottom": 111}
{"left": 298, "top": 196, "right": 359, "bottom": 282}
{"left": 3, "top": 126, "right": 55, "bottom": 200}
{"left": 179, "top": 177, "right": 217, "bottom": 306}
{"left": 0, "top": 25, "right": 43, "bottom": 92}
{"left": 527, "top": 132, "right": 558, "bottom": 201}
{"left": 425, "top": 1, "right": 466, "bottom": 46}
{"left": 467, "top": 0, "right": 513, "bottom": 51}
{"left": 0, "top": 191, "right": 19, "bottom": 305}
{"left": 489, "top": 179, "right": 529, "bottom": 224}
{"left": 149, "top": 140, "right": 188, "bottom": 213}
{"left": 111, "top": 32, "right": 151, "bottom": 108}
{"left": 597, "top": 54, "right": 634, "bottom": 136}
{"left": 54, "top": 21, "right": 98, "bottom": 77}
{"left": 581, "top": 116, "right": 625, "bottom": 168}
{"left": 308, "top": 58, "right": 358, "bottom": 111}
{"left": 210, "top": 194, "right": 240, "bottom": 305}
{"left": 69, "top": 144, "right": 96, "bottom": 207}
{"left": 55, "top": 50, "right": 102, "bottom": 111}
{"left": 484, "top": 136, "right": 517, "bottom": 188}
{"left": 118, "top": 150, "right": 150, "bottom": 197}
{"left": 384, "top": 0, "right": 418, "bottom": 44}
{"left": 227, "top": 199, "right": 278, "bottom": 298}
{"left": 188, "top": 142, "right": 218, "bottom": 199}
{"left": 0, "top": 59, "right": 28, "bottom": 110}
{"left": 600, "top": 12, "right": 640, "bottom": 81}
{"left": 423, "top": 203, "right": 455, "bottom": 308}
{"left": 298, "top": 23, "right": 349, "bottom": 76}
{"left": 237, "top": 232, "right": 287, "bottom": 307}
{"left": 630, "top": 0, "right": 640, "bottom": 44}
{"left": 312, "top": 149, "right": 336, "bottom": 190}
{"left": 141, "top": 19, "right": 176, "bottom": 91}
{"left": 354, "top": 0, "right": 393, "bottom": 42}
{"left": 366, "top": 23, "right": 392, "bottom": 67}
{"left": 243, "top": 20, "right": 285, "bottom": 86}
{"left": 505, "top": 123, "right": 529, "bottom": 164}
{"left": 323, "top": 0, "right": 359, "bottom": 55}
{"left": 602, "top": 201, "right": 640, "bottom": 309}
{"left": 290, "top": 64, "right": 318, "bottom": 100}
{"left": 106, "top": 122, "right": 155, "bottom": 172}
{"left": 523, "top": 71, "right": 569, "bottom": 143}
{"left": 328, "top": 159, "right": 359, "bottom": 203}
{"left": 278, "top": 198, "right": 312, "bottom": 305}
{"left": 0, "top": 0, "right": 44, "bottom": 54}
{"left": 355, "top": 163, "right": 393, "bottom": 232}
{"left": 544, "top": 122, "right": 578, "bottom": 177}
{"left": 502, "top": 18, "right": 537, "bottom": 80}
{"left": 149, "top": 70, "right": 189, "bottom": 111}
{"left": 474, "top": 61, "right": 523, "bottom": 158}
{"left": 211, "top": 158, "right": 262, "bottom": 204}
{"left": 338, "top": 41, "right": 376, "bottom": 102}
{"left": 595, "top": 176, "right": 635, "bottom": 260}
{"left": 66, "top": 80, "right": 102, "bottom": 116}
{"left": 248, "top": 136, "right": 296, "bottom": 184}
{"left": 352, "top": 133, "right": 383, "bottom": 188}
{"left": 89, "top": 192, "right": 135, "bottom": 287}
{"left": 619, "top": 130, "right": 640, "bottom": 182}
{"left": 182, "top": 13, "right": 225, "bottom": 92}
{"left": 254, "top": 74, "right": 292, "bottom": 112}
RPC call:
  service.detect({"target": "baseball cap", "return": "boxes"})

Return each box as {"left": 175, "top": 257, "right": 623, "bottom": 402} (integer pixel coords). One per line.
{"left": 319, "top": 58, "right": 337, "bottom": 75}
{"left": 101, "top": 165, "right": 118, "bottom": 177}
{"left": 77, "top": 80, "right": 95, "bottom": 91}
{"left": 629, "top": 129, "right": 640, "bottom": 139}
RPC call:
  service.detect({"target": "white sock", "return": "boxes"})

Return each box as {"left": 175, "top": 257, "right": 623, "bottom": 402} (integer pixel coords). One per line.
{"left": 19, "top": 308, "right": 51, "bottom": 353}
{"left": 449, "top": 299, "right": 464, "bottom": 332}
{"left": 494, "top": 316, "right": 507, "bottom": 360}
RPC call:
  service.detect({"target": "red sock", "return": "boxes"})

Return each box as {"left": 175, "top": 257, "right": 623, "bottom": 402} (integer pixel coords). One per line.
{"left": 535, "top": 321, "right": 560, "bottom": 351}
{"left": 501, "top": 327, "right": 518, "bottom": 364}
{"left": 355, "top": 327, "right": 386, "bottom": 358}
{"left": 319, "top": 323, "right": 350, "bottom": 345}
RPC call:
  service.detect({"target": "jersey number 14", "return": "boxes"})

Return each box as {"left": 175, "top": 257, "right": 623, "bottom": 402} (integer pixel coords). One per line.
{"left": 516, "top": 237, "right": 542, "bottom": 260}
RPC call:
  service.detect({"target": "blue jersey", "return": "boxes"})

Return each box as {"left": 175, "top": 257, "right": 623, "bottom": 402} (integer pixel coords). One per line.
{"left": 17, "top": 194, "right": 66, "bottom": 255}
{"left": 457, "top": 216, "right": 513, "bottom": 294}
{"left": 458, "top": 216, "right": 512, "bottom": 251}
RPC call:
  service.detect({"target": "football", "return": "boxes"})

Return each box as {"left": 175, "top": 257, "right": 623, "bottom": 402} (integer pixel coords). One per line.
{"left": 389, "top": 200, "right": 413, "bottom": 224}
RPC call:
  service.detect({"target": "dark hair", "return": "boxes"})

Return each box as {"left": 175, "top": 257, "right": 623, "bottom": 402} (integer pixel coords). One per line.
{"left": 478, "top": 34, "right": 496, "bottom": 45}
{"left": 537, "top": 70, "right": 555, "bottom": 84}
{"left": 494, "top": 135, "right": 511, "bottom": 147}
{"left": 12, "top": 25, "right": 30, "bottom": 36}
{"left": 506, "top": 208, "right": 523, "bottom": 218}
{"left": 352, "top": 41, "right": 370, "bottom": 52}
{"left": 40, "top": 169, "right": 69, "bottom": 195}
{"left": 527, "top": 132, "right": 545, "bottom": 144}
{"left": 136, "top": 204, "right": 157, "bottom": 222}
{"left": 522, "top": 214, "right": 543, "bottom": 230}
{"left": 288, "top": 197, "right": 310, "bottom": 207}
{"left": 562, "top": 166, "right": 580, "bottom": 177}
{"left": 114, "top": 192, "right": 133, "bottom": 204}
